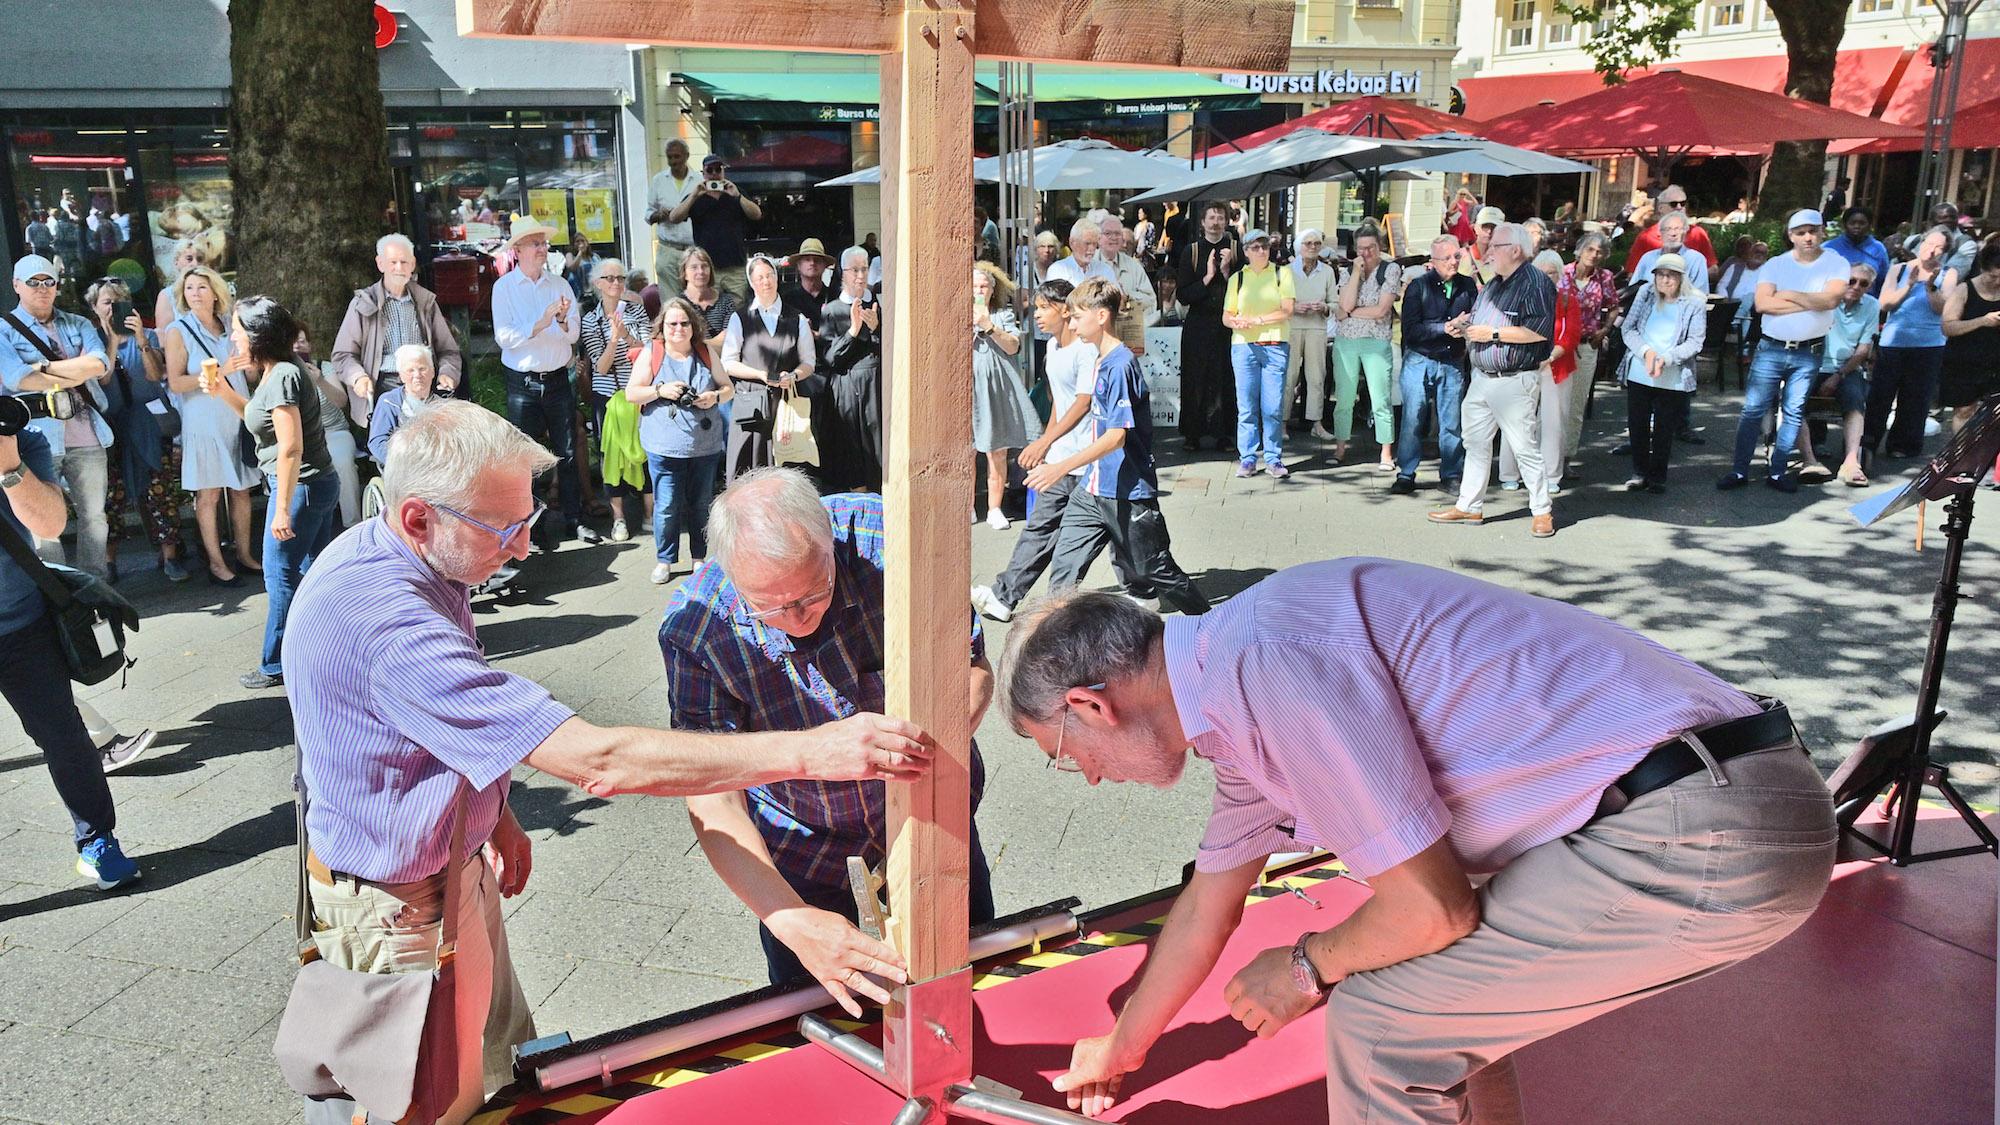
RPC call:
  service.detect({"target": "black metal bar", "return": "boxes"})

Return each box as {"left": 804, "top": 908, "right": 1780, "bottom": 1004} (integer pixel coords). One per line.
{"left": 1886, "top": 489, "right": 1974, "bottom": 863}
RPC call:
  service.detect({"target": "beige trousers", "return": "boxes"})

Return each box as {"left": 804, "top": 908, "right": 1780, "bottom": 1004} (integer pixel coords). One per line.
{"left": 309, "top": 852, "right": 535, "bottom": 1125}
{"left": 1325, "top": 745, "right": 1835, "bottom": 1125}
{"left": 1283, "top": 322, "right": 1330, "bottom": 423}
{"left": 1498, "top": 368, "right": 1568, "bottom": 488}
{"left": 652, "top": 241, "right": 689, "bottom": 301}
{"left": 1561, "top": 343, "right": 1600, "bottom": 464}
{"left": 1456, "top": 371, "right": 1551, "bottom": 517}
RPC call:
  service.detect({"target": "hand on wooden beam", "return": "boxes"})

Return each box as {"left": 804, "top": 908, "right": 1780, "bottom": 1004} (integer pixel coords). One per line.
{"left": 766, "top": 905, "right": 909, "bottom": 1018}
{"left": 797, "top": 712, "right": 938, "bottom": 783}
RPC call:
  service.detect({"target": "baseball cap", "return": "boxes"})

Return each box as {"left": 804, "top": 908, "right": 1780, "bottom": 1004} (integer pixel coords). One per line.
{"left": 1786, "top": 209, "right": 1824, "bottom": 231}
{"left": 1475, "top": 206, "right": 1505, "bottom": 227}
{"left": 1241, "top": 228, "right": 1272, "bottom": 246}
{"left": 1652, "top": 252, "right": 1687, "bottom": 276}
{"left": 702, "top": 153, "right": 726, "bottom": 169}
{"left": 11, "top": 255, "right": 56, "bottom": 283}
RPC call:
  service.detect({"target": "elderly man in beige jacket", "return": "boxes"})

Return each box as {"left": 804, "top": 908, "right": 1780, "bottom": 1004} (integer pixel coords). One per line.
{"left": 331, "top": 233, "right": 465, "bottom": 426}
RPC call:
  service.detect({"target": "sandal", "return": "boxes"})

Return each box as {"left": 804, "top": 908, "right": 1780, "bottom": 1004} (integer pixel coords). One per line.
{"left": 1838, "top": 465, "right": 1869, "bottom": 487}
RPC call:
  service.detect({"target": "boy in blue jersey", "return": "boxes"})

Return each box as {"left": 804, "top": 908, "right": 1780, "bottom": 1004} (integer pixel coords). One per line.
{"left": 1028, "top": 278, "right": 1208, "bottom": 615}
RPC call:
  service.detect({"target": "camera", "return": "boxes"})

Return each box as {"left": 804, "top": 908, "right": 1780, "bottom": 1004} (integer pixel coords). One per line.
{"left": 705, "top": 179, "right": 727, "bottom": 193}
{"left": 667, "top": 384, "right": 699, "bottom": 409}
{"left": 0, "top": 391, "right": 76, "bottom": 437}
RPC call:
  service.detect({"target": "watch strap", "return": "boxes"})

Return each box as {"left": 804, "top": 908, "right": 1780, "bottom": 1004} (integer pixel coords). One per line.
{"left": 1290, "top": 932, "right": 1327, "bottom": 997}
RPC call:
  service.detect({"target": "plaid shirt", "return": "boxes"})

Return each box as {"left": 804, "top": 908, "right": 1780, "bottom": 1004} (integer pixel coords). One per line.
{"left": 658, "top": 494, "right": 987, "bottom": 893}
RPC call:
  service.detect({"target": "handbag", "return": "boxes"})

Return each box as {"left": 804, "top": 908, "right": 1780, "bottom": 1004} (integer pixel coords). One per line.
{"left": 273, "top": 763, "right": 468, "bottom": 1124}
{"left": 0, "top": 519, "right": 138, "bottom": 685}
{"left": 776, "top": 390, "right": 819, "bottom": 467}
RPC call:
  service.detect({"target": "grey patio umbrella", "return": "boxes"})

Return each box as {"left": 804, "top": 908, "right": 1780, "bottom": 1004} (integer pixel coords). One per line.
{"left": 1384, "top": 132, "right": 1597, "bottom": 177}
{"left": 818, "top": 138, "right": 1186, "bottom": 190}
{"left": 1121, "top": 129, "right": 1468, "bottom": 205}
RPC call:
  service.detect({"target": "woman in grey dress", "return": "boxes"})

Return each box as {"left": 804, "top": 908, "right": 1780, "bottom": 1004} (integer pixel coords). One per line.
{"left": 972, "top": 261, "right": 1040, "bottom": 530}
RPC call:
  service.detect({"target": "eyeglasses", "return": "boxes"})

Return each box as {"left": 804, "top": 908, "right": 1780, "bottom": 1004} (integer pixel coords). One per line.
{"left": 1045, "top": 682, "right": 1108, "bottom": 773}
{"left": 1847, "top": 278, "right": 1868, "bottom": 287}
{"left": 661, "top": 319, "right": 694, "bottom": 330}
{"left": 20, "top": 277, "right": 57, "bottom": 289}
{"left": 743, "top": 575, "right": 836, "bottom": 623}
{"left": 599, "top": 274, "right": 626, "bottom": 282}
{"left": 431, "top": 499, "right": 546, "bottom": 549}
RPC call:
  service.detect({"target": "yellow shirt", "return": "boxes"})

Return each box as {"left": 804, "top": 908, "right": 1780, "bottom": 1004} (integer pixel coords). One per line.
{"left": 1224, "top": 264, "right": 1296, "bottom": 345}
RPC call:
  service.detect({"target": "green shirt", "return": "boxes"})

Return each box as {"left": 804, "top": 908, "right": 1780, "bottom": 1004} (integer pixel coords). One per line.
{"left": 1224, "top": 264, "right": 1296, "bottom": 346}
{"left": 244, "top": 361, "right": 334, "bottom": 480}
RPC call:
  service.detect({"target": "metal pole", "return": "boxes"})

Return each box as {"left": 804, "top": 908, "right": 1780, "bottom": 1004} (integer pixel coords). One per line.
{"left": 1886, "top": 488, "right": 1975, "bottom": 862}
{"left": 1913, "top": 0, "right": 1984, "bottom": 227}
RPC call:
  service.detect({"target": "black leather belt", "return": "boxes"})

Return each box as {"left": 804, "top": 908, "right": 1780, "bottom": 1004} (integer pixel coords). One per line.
{"left": 1764, "top": 337, "right": 1826, "bottom": 352}
{"left": 1613, "top": 701, "right": 1799, "bottom": 803}
{"left": 506, "top": 366, "right": 568, "bottom": 392}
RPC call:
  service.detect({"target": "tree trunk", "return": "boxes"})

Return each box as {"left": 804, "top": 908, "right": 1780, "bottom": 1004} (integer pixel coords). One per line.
{"left": 1762, "top": 0, "right": 1849, "bottom": 217}
{"left": 228, "top": 0, "right": 393, "bottom": 346}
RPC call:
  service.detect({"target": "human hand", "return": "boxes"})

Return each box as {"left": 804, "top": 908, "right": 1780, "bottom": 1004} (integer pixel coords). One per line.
{"left": 766, "top": 906, "right": 907, "bottom": 1018}
{"left": 693, "top": 390, "right": 719, "bottom": 410}
{"left": 1052, "top": 1033, "right": 1148, "bottom": 1118}
{"left": 1024, "top": 461, "right": 1065, "bottom": 492}
{"left": 857, "top": 303, "right": 880, "bottom": 332}
{"left": 974, "top": 307, "right": 993, "bottom": 333}
{"left": 720, "top": 179, "right": 741, "bottom": 198}
{"left": 484, "top": 811, "right": 534, "bottom": 897}
{"left": 1222, "top": 944, "right": 1324, "bottom": 1039}
{"left": 1219, "top": 246, "right": 1236, "bottom": 271}
{"left": 123, "top": 313, "right": 146, "bottom": 336}
{"left": 271, "top": 510, "right": 294, "bottom": 542}
{"left": 1018, "top": 438, "right": 1049, "bottom": 470}
{"left": 353, "top": 374, "right": 374, "bottom": 399}
{"left": 799, "top": 713, "right": 935, "bottom": 782}
{"left": 222, "top": 353, "right": 251, "bottom": 376}
{"left": 436, "top": 376, "right": 455, "bottom": 393}
{"left": 661, "top": 380, "right": 690, "bottom": 401}
{"left": 0, "top": 434, "right": 17, "bottom": 475}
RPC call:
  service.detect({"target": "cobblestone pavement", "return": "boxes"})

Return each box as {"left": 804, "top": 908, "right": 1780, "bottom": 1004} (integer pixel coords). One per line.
{"left": 0, "top": 391, "right": 1994, "bottom": 1123}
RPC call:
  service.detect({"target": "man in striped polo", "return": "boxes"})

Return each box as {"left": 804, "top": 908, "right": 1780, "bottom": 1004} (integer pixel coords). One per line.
{"left": 996, "top": 558, "right": 1835, "bottom": 1125}
{"left": 284, "top": 404, "right": 933, "bottom": 1124}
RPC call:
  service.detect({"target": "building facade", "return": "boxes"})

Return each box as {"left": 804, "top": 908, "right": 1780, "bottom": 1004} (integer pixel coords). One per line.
{"left": 1455, "top": 0, "right": 2000, "bottom": 223}
{"left": 2, "top": 0, "right": 653, "bottom": 310}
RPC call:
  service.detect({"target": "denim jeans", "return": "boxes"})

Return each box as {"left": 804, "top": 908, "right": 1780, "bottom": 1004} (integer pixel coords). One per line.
{"left": 260, "top": 473, "right": 342, "bottom": 676}
{"left": 32, "top": 444, "right": 109, "bottom": 579}
{"left": 648, "top": 451, "right": 721, "bottom": 564}
{"left": 1396, "top": 353, "right": 1466, "bottom": 481}
{"left": 0, "top": 612, "right": 114, "bottom": 848}
{"left": 506, "top": 374, "right": 582, "bottom": 526}
{"left": 1231, "top": 342, "right": 1289, "bottom": 466}
{"left": 1731, "top": 341, "right": 1821, "bottom": 478}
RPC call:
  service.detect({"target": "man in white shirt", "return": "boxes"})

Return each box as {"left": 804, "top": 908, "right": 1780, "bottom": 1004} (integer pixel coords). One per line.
{"left": 1284, "top": 228, "right": 1337, "bottom": 439}
{"left": 1631, "top": 212, "right": 1711, "bottom": 295}
{"left": 1099, "top": 215, "right": 1158, "bottom": 358}
{"left": 491, "top": 217, "right": 595, "bottom": 542}
{"left": 1046, "top": 217, "right": 1117, "bottom": 291}
{"left": 646, "top": 139, "right": 700, "bottom": 301}
{"left": 1721, "top": 209, "right": 1850, "bottom": 493}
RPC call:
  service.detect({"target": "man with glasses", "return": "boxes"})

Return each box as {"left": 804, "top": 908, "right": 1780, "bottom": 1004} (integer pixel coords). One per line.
{"left": 1622, "top": 184, "right": 1718, "bottom": 279}
{"left": 646, "top": 139, "right": 700, "bottom": 302}
{"left": 1429, "top": 223, "right": 1560, "bottom": 538}
{"left": 1283, "top": 229, "right": 1336, "bottom": 438}
{"left": 670, "top": 153, "right": 762, "bottom": 305}
{"left": 285, "top": 408, "right": 933, "bottom": 1125}
{"left": 1630, "top": 212, "right": 1711, "bottom": 295}
{"left": 995, "top": 563, "right": 1831, "bottom": 1125}
{"left": 1797, "top": 264, "right": 1879, "bottom": 486}
{"left": 1, "top": 254, "right": 114, "bottom": 577}
{"left": 663, "top": 468, "right": 997, "bottom": 1011}
{"left": 492, "top": 216, "right": 597, "bottom": 544}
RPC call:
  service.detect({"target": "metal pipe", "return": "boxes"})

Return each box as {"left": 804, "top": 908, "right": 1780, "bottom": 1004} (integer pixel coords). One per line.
{"left": 893, "top": 1097, "right": 938, "bottom": 1125}
{"left": 529, "top": 903, "right": 1078, "bottom": 1090}
{"left": 946, "top": 1085, "right": 1098, "bottom": 1125}
{"left": 799, "top": 1013, "right": 890, "bottom": 1078}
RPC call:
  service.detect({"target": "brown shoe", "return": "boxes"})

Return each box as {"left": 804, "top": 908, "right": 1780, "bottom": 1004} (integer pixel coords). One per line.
{"left": 1427, "top": 507, "right": 1484, "bottom": 525}
{"left": 1531, "top": 513, "right": 1556, "bottom": 538}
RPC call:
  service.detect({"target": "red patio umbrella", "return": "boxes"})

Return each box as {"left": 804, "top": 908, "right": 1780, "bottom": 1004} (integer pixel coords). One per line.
{"left": 1833, "top": 93, "right": 2000, "bottom": 155}
{"left": 1479, "top": 70, "right": 1920, "bottom": 157}
{"left": 1214, "top": 95, "right": 1477, "bottom": 155}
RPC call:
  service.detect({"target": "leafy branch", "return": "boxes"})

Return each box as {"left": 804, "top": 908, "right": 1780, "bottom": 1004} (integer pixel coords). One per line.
{"left": 1557, "top": 0, "right": 1701, "bottom": 82}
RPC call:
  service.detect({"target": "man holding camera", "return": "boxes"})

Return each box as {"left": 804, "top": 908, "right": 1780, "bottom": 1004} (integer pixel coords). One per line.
{"left": 0, "top": 420, "right": 140, "bottom": 889}
{"left": 670, "top": 154, "right": 762, "bottom": 306}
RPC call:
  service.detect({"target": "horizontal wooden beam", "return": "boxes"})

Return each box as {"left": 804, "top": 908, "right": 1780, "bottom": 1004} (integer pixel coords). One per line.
{"left": 457, "top": 0, "right": 1293, "bottom": 72}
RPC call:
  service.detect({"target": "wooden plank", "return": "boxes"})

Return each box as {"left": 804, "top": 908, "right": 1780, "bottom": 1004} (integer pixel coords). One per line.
{"left": 458, "top": 0, "right": 1293, "bottom": 72}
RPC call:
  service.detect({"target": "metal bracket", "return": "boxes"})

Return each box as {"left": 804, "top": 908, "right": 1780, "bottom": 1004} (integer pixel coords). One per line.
{"left": 884, "top": 969, "right": 974, "bottom": 1100}
{"left": 800, "top": 1013, "right": 1098, "bottom": 1125}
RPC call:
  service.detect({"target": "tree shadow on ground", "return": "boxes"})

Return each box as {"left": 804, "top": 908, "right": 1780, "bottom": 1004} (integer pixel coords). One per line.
{"left": 0, "top": 695, "right": 295, "bottom": 780}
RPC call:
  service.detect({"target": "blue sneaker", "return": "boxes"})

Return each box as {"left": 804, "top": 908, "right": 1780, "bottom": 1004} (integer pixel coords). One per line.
{"left": 76, "top": 837, "right": 141, "bottom": 890}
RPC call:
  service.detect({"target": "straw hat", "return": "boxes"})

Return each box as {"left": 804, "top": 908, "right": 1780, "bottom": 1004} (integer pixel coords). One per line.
{"left": 507, "top": 216, "right": 560, "bottom": 248}
{"left": 792, "top": 238, "right": 836, "bottom": 266}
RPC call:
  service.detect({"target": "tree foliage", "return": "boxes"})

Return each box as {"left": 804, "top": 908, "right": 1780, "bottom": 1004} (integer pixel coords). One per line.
{"left": 1558, "top": 0, "right": 1848, "bottom": 215}
{"left": 228, "top": 0, "right": 394, "bottom": 345}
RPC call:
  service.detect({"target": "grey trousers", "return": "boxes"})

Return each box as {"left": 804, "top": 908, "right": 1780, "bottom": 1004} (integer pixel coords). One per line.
{"left": 1325, "top": 743, "right": 1835, "bottom": 1125}
{"left": 990, "top": 474, "right": 1131, "bottom": 608}
{"left": 34, "top": 444, "right": 109, "bottom": 578}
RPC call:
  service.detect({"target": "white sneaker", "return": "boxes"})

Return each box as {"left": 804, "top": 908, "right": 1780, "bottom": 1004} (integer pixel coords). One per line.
{"left": 610, "top": 519, "right": 631, "bottom": 543}
{"left": 1547, "top": 481, "right": 1562, "bottom": 495}
{"left": 970, "top": 509, "right": 979, "bottom": 524}
{"left": 987, "top": 509, "right": 1011, "bottom": 530}
{"left": 1123, "top": 593, "right": 1163, "bottom": 613}
{"left": 650, "top": 563, "right": 674, "bottom": 585}
{"left": 969, "top": 585, "right": 1013, "bottom": 622}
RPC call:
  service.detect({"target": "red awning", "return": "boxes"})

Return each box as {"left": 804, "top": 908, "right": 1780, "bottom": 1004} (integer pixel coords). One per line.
{"left": 1460, "top": 46, "right": 1909, "bottom": 123}
{"left": 1836, "top": 91, "right": 2000, "bottom": 154}
{"left": 1215, "top": 96, "right": 1478, "bottom": 154}
{"left": 1872, "top": 34, "right": 2000, "bottom": 126}
{"left": 1477, "top": 70, "right": 1919, "bottom": 154}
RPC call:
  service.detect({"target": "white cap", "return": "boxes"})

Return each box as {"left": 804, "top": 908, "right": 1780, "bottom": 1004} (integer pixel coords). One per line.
{"left": 11, "top": 255, "right": 56, "bottom": 283}
{"left": 1786, "top": 209, "right": 1824, "bottom": 231}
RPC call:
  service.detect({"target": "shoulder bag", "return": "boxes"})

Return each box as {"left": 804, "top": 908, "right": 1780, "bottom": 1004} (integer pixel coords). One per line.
{"left": 178, "top": 317, "right": 260, "bottom": 471}
{"left": 0, "top": 518, "right": 139, "bottom": 685}
{"left": 273, "top": 763, "right": 468, "bottom": 1124}
{"left": 1, "top": 310, "right": 96, "bottom": 430}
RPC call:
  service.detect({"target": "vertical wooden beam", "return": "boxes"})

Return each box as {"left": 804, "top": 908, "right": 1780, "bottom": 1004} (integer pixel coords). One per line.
{"left": 880, "top": 0, "right": 976, "bottom": 1103}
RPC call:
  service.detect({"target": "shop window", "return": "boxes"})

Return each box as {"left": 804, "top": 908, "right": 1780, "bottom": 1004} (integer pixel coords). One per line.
{"left": 1854, "top": 0, "right": 1894, "bottom": 11}
{"left": 403, "top": 111, "right": 622, "bottom": 263}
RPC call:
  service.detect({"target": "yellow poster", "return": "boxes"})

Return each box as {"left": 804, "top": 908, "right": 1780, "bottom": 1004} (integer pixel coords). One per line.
{"left": 527, "top": 190, "right": 569, "bottom": 238}
{"left": 575, "top": 189, "right": 615, "bottom": 243}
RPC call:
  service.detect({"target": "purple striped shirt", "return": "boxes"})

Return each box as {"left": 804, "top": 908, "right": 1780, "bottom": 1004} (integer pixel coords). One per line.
{"left": 1168, "top": 558, "right": 1760, "bottom": 879}
{"left": 285, "top": 517, "right": 576, "bottom": 882}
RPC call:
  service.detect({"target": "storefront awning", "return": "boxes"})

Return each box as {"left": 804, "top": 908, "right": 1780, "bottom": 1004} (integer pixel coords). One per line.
{"left": 1458, "top": 47, "right": 1908, "bottom": 125}
{"left": 681, "top": 68, "right": 1256, "bottom": 125}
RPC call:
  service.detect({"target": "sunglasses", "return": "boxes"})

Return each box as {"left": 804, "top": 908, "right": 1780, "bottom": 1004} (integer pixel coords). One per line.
{"left": 19, "top": 277, "right": 58, "bottom": 289}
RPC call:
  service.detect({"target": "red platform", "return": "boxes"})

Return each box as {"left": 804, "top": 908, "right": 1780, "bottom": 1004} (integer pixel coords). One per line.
{"left": 479, "top": 806, "right": 1995, "bottom": 1125}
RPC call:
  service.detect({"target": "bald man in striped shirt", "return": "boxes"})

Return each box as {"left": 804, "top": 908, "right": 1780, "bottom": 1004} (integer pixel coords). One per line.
{"left": 999, "top": 558, "right": 1835, "bottom": 1124}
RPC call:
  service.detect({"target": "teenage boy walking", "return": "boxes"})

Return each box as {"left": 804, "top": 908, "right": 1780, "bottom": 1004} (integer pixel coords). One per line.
{"left": 1029, "top": 278, "right": 1208, "bottom": 615}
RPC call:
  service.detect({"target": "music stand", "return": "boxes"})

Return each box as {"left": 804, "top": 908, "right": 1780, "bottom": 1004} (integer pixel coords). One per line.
{"left": 1830, "top": 392, "right": 2000, "bottom": 865}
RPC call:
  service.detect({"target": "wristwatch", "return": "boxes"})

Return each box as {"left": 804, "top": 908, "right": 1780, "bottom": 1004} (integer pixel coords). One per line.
{"left": 0, "top": 464, "right": 24, "bottom": 490}
{"left": 1289, "top": 932, "right": 1329, "bottom": 998}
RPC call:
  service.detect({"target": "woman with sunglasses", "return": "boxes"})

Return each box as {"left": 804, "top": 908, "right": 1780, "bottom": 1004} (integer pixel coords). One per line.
{"left": 205, "top": 296, "right": 340, "bottom": 689}
{"left": 630, "top": 297, "right": 728, "bottom": 585}
{"left": 580, "top": 258, "right": 652, "bottom": 542}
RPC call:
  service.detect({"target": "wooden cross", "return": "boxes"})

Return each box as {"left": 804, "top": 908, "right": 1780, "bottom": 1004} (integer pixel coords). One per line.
{"left": 461, "top": 0, "right": 1290, "bottom": 1113}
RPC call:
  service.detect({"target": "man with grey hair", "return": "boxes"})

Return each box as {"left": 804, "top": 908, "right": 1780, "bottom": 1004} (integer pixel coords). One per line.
{"left": 662, "top": 468, "right": 996, "bottom": 1009}
{"left": 1000, "top": 561, "right": 1831, "bottom": 1125}
{"left": 813, "top": 247, "right": 885, "bottom": 491}
{"left": 646, "top": 138, "right": 699, "bottom": 300}
{"left": 1631, "top": 211, "right": 1711, "bottom": 294}
{"left": 331, "top": 231, "right": 464, "bottom": 420}
{"left": 1099, "top": 213, "right": 1158, "bottom": 357}
{"left": 1429, "top": 222, "right": 1559, "bottom": 536}
{"left": 1048, "top": 216, "right": 1117, "bottom": 291}
{"left": 284, "top": 411, "right": 933, "bottom": 1125}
